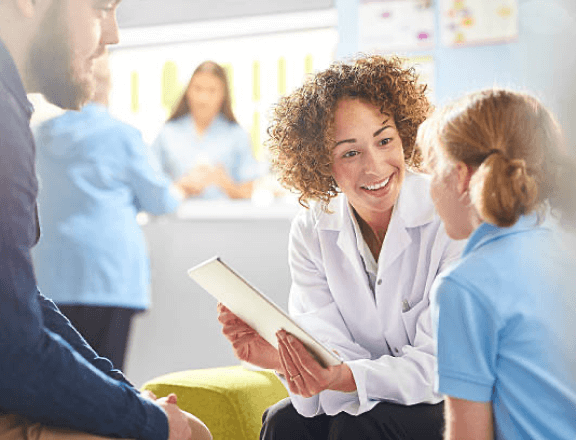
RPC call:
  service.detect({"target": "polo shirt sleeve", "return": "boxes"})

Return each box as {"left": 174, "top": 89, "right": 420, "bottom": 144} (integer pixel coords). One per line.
{"left": 124, "top": 127, "right": 179, "bottom": 215}
{"left": 150, "top": 126, "right": 182, "bottom": 181}
{"left": 232, "top": 128, "right": 264, "bottom": 183}
{"left": 432, "top": 276, "right": 500, "bottom": 402}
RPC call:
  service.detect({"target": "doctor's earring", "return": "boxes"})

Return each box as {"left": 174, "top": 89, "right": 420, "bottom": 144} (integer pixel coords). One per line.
{"left": 331, "top": 177, "right": 342, "bottom": 194}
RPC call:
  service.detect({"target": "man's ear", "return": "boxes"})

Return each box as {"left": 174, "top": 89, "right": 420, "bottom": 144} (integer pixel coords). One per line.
{"left": 455, "top": 161, "right": 473, "bottom": 197}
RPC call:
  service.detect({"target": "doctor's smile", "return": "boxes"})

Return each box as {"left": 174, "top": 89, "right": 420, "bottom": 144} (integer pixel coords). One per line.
{"left": 360, "top": 174, "right": 391, "bottom": 191}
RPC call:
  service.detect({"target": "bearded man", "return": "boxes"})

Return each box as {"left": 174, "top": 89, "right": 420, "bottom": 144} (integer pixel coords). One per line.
{"left": 0, "top": 2, "right": 211, "bottom": 440}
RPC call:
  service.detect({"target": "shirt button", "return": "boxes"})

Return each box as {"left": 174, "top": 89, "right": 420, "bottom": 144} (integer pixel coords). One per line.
{"left": 402, "top": 299, "right": 411, "bottom": 313}
{"left": 394, "top": 347, "right": 400, "bottom": 354}
{"left": 377, "top": 279, "right": 382, "bottom": 285}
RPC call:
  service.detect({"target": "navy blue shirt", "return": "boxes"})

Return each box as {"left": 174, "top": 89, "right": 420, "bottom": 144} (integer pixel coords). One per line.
{"left": 0, "top": 38, "right": 168, "bottom": 440}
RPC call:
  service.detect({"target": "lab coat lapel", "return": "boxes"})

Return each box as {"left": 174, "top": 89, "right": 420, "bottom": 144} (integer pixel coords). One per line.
{"left": 338, "top": 221, "right": 371, "bottom": 290}
{"left": 377, "top": 172, "right": 437, "bottom": 270}
{"left": 323, "top": 195, "right": 374, "bottom": 296}
{"left": 378, "top": 207, "right": 411, "bottom": 272}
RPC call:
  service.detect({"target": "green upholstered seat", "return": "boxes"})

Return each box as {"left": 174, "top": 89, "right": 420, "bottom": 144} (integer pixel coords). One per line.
{"left": 141, "top": 365, "right": 289, "bottom": 440}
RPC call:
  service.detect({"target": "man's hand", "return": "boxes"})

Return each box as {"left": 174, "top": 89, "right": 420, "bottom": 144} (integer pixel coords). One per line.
{"left": 156, "top": 394, "right": 192, "bottom": 440}
{"left": 217, "top": 303, "right": 282, "bottom": 372}
{"left": 140, "top": 389, "right": 157, "bottom": 401}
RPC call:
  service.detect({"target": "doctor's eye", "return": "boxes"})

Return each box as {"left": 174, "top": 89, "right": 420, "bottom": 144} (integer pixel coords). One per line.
{"left": 343, "top": 150, "right": 359, "bottom": 159}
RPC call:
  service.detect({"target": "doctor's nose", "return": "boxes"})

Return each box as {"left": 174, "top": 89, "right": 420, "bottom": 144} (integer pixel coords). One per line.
{"left": 362, "top": 148, "right": 381, "bottom": 174}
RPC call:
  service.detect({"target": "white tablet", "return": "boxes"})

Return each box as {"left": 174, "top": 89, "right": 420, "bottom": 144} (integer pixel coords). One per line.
{"left": 187, "top": 256, "right": 343, "bottom": 368}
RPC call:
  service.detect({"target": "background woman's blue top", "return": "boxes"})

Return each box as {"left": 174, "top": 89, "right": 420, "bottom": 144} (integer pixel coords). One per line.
{"left": 431, "top": 214, "right": 576, "bottom": 439}
{"left": 152, "top": 113, "right": 264, "bottom": 199}
{"left": 32, "top": 103, "right": 179, "bottom": 310}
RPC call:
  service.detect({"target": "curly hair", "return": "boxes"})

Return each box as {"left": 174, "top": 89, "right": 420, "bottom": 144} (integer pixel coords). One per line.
{"left": 267, "top": 55, "right": 430, "bottom": 208}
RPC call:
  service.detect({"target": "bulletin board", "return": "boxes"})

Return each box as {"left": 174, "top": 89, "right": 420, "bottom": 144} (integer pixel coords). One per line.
{"left": 440, "top": 0, "right": 518, "bottom": 47}
{"left": 358, "top": 0, "right": 435, "bottom": 53}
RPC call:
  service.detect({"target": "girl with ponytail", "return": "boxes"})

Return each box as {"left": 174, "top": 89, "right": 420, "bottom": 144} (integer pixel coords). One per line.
{"left": 417, "top": 88, "right": 576, "bottom": 440}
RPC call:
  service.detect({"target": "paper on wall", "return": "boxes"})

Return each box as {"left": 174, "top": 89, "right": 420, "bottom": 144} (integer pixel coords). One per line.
{"left": 440, "top": 0, "right": 518, "bottom": 47}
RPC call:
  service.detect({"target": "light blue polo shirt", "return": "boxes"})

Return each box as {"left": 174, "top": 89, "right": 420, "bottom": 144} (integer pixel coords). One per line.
{"left": 32, "top": 103, "right": 179, "bottom": 309}
{"left": 431, "top": 213, "right": 576, "bottom": 439}
{"left": 152, "top": 113, "right": 264, "bottom": 199}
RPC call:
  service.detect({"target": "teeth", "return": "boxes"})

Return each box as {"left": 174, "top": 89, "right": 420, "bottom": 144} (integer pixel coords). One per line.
{"left": 363, "top": 176, "right": 391, "bottom": 191}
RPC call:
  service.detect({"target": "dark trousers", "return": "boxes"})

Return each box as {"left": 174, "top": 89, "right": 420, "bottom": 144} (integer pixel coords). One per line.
{"left": 260, "top": 397, "right": 444, "bottom": 440}
{"left": 58, "top": 305, "right": 139, "bottom": 371}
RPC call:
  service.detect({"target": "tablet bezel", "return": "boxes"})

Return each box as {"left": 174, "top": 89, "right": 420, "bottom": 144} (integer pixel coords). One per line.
{"left": 187, "top": 256, "right": 343, "bottom": 368}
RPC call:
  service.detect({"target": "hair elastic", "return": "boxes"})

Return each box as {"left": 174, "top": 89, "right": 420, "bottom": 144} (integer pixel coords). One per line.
{"left": 484, "top": 149, "right": 503, "bottom": 160}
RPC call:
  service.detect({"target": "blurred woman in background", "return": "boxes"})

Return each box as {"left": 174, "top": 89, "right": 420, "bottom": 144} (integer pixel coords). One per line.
{"left": 418, "top": 88, "right": 576, "bottom": 439}
{"left": 152, "top": 60, "right": 263, "bottom": 199}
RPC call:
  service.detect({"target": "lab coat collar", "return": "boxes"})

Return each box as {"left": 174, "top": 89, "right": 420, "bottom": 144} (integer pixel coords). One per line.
{"left": 316, "top": 171, "right": 436, "bottom": 274}
{"left": 316, "top": 171, "right": 436, "bottom": 232}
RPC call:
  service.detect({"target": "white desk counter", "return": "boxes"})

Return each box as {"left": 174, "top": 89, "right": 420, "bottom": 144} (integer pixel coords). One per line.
{"left": 125, "top": 199, "right": 301, "bottom": 387}
{"left": 174, "top": 198, "right": 301, "bottom": 220}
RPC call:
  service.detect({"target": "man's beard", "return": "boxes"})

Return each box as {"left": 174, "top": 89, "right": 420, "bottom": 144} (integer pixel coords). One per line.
{"left": 26, "top": 1, "right": 93, "bottom": 110}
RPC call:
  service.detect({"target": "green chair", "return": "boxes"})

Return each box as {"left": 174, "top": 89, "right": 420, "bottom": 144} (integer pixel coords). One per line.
{"left": 141, "top": 365, "right": 288, "bottom": 440}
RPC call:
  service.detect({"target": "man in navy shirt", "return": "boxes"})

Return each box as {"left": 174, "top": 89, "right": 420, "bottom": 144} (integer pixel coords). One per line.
{"left": 0, "top": 1, "right": 210, "bottom": 440}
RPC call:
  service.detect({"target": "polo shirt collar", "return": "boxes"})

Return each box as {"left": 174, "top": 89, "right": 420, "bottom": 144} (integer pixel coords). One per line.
{"left": 188, "top": 112, "right": 226, "bottom": 135}
{"left": 463, "top": 212, "right": 545, "bottom": 257}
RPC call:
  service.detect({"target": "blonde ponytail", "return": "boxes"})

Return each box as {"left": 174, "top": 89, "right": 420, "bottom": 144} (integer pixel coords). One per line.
{"left": 420, "top": 89, "right": 569, "bottom": 228}
{"left": 470, "top": 152, "right": 538, "bottom": 227}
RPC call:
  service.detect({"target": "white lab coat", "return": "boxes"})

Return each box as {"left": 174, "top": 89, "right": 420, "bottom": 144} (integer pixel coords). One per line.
{"left": 286, "top": 172, "right": 465, "bottom": 416}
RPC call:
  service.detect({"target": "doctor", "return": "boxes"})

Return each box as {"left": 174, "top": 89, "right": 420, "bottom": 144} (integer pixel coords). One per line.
{"left": 218, "top": 55, "right": 464, "bottom": 440}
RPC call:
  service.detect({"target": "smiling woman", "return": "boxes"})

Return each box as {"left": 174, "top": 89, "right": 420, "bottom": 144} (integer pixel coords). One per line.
{"left": 330, "top": 99, "right": 407, "bottom": 257}
{"left": 216, "top": 55, "right": 466, "bottom": 440}
{"left": 269, "top": 55, "right": 428, "bottom": 209}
